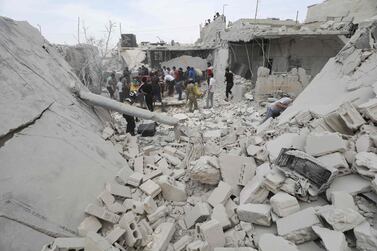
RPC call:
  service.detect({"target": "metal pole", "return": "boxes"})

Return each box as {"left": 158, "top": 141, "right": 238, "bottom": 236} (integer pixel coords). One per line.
{"left": 222, "top": 4, "right": 228, "bottom": 16}
{"left": 296, "top": 11, "right": 299, "bottom": 23}
{"left": 119, "top": 23, "right": 122, "bottom": 35}
{"left": 254, "top": 0, "right": 259, "bottom": 20}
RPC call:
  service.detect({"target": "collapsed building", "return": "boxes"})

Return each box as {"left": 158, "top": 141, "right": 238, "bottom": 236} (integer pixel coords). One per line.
{"left": 2, "top": 0, "right": 377, "bottom": 251}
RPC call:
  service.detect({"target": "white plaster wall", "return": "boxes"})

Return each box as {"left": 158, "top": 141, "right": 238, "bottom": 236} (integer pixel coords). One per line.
{"left": 306, "top": 0, "right": 377, "bottom": 24}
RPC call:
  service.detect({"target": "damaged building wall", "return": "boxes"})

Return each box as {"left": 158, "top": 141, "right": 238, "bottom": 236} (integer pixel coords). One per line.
{"left": 306, "top": 0, "right": 377, "bottom": 24}
{"left": 146, "top": 48, "right": 213, "bottom": 69}
{"left": 0, "top": 17, "right": 131, "bottom": 251}
{"left": 55, "top": 44, "right": 102, "bottom": 94}
{"left": 197, "top": 15, "right": 226, "bottom": 46}
{"left": 229, "top": 35, "right": 344, "bottom": 82}
{"left": 280, "top": 19, "right": 377, "bottom": 123}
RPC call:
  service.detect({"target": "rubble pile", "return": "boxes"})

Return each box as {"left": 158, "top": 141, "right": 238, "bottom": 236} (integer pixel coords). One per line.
{"left": 42, "top": 18, "right": 377, "bottom": 251}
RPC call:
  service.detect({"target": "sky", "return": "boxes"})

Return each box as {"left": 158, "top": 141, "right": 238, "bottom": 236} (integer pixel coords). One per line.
{"left": 0, "top": 0, "right": 323, "bottom": 46}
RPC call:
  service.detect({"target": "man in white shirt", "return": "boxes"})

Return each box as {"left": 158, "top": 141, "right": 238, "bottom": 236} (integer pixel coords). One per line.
{"left": 164, "top": 74, "right": 175, "bottom": 96}
{"left": 206, "top": 73, "right": 216, "bottom": 108}
{"left": 262, "top": 97, "right": 292, "bottom": 123}
{"left": 116, "top": 78, "right": 125, "bottom": 102}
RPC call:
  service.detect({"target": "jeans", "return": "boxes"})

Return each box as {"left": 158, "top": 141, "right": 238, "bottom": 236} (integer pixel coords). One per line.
{"left": 226, "top": 83, "right": 233, "bottom": 99}
{"left": 175, "top": 82, "right": 183, "bottom": 100}
{"left": 261, "top": 107, "right": 281, "bottom": 123}
{"left": 206, "top": 92, "right": 214, "bottom": 108}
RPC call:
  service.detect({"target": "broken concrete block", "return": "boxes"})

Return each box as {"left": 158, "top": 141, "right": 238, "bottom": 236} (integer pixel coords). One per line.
{"left": 186, "top": 240, "right": 210, "bottom": 251}
{"left": 338, "top": 102, "right": 366, "bottom": 130}
{"left": 214, "top": 248, "right": 256, "bottom": 251}
{"left": 246, "top": 145, "right": 268, "bottom": 162}
{"left": 108, "top": 202, "right": 126, "bottom": 214}
{"left": 126, "top": 172, "right": 144, "bottom": 187}
{"left": 326, "top": 174, "right": 371, "bottom": 200}
{"left": 225, "top": 199, "right": 239, "bottom": 226}
{"left": 145, "top": 222, "right": 175, "bottom": 251}
{"left": 330, "top": 191, "right": 358, "bottom": 211}
{"left": 173, "top": 113, "right": 189, "bottom": 122}
{"left": 354, "top": 152, "right": 377, "bottom": 178}
{"left": 78, "top": 216, "right": 102, "bottom": 237}
{"left": 312, "top": 226, "right": 348, "bottom": 251}
{"left": 138, "top": 219, "right": 154, "bottom": 246}
{"left": 211, "top": 204, "right": 232, "bottom": 230}
{"left": 119, "top": 212, "right": 142, "bottom": 247}
{"left": 85, "top": 204, "right": 120, "bottom": 224}
{"left": 161, "top": 153, "right": 181, "bottom": 166}
{"left": 105, "top": 226, "right": 126, "bottom": 244}
{"left": 317, "top": 206, "right": 364, "bottom": 232}
{"left": 208, "top": 181, "right": 232, "bottom": 207}
{"left": 147, "top": 206, "right": 168, "bottom": 223}
{"left": 294, "top": 111, "right": 313, "bottom": 126}
{"left": 123, "top": 199, "right": 144, "bottom": 214}
{"left": 144, "top": 196, "right": 158, "bottom": 214}
{"left": 97, "top": 190, "right": 115, "bottom": 207}
{"left": 116, "top": 166, "right": 133, "bottom": 184}
{"left": 102, "top": 126, "right": 114, "bottom": 140}
{"left": 85, "top": 232, "right": 119, "bottom": 251}
{"left": 140, "top": 179, "right": 161, "bottom": 198}
{"left": 237, "top": 204, "right": 271, "bottom": 226}
{"left": 185, "top": 202, "right": 211, "bottom": 229}
{"left": 199, "top": 219, "right": 226, "bottom": 250}
{"left": 317, "top": 152, "right": 350, "bottom": 176}
{"left": 263, "top": 168, "right": 286, "bottom": 193}
{"left": 173, "top": 235, "right": 193, "bottom": 251}
{"left": 265, "top": 133, "right": 299, "bottom": 161}
{"left": 259, "top": 233, "right": 299, "bottom": 251}
{"left": 219, "top": 154, "right": 256, "bottom": 194}
{"left": 305, "top": 132, "right": 347, "bottom": 157}
{"left": 191, "top": 156, "right": 221, "bottom": 185}
{"left": 356, "top": 134, "right": 373, "bottom": 153}
{"left": 49, "top": 238, "right": 85, "bottom": 251}
{"left": 354, "top": 221, "right": 377, "bottom": 251}
{"left": 359, "top": 98, "right": 377, "bottom": 123}
{"left": 270, "top": 192, "right": 300, "bottom": 217}
{"left": 240, "top": 163, "right": 271, "bottom": 204}
{"left": 223, "top": 229, "right": 247, "bottom": 248}
{"left": 105, "top": 183, "right": 132, "bottom": 198}
{"left": 276, "top": 208, "right": 321, "bottom": 244}
{"left": 134, "top": 156, "right": 144, "bottom": 173}
{"left": 157, "top": 175, "right": 187, "bottom": 202}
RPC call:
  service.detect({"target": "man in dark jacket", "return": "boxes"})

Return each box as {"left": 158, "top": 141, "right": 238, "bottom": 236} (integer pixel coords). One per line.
{"left": 123, "top": 98, "right": 136, "bottom": 136}
{"left": 139, "top": 76, "right": 154, "bottom": 112}
{"left": 224, "top": 67, "right": 234, "bottom": 101}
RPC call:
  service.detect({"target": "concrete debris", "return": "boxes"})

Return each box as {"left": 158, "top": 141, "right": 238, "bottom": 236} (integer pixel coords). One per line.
{"left": 330, "top": 191, "right": 358, "bottom": 211}
{"left": 157, "top": 175, "right": 187, "bottom": 202}
{"left": 140, "top": 179, "right": 162, "bottom": 198}
{"left": 270, "top": 192, "right": 300, "bottom": 217}
{"left": 276, "top": 207, "right": 321, "bottom": 244}
{"left": 353, "top": 221, "right": 377, "bottom": 251}
{"left": 185, "top": 202, "right": 211, "bottom": 229}
{"left": 354, "top": 152, "right": 377, "bottom": 178}
{"left": 305, "top": 132, "right": 347, "bottom": 157}
{"left": 207, "top": 181, "right": 232, "bottom": 207}
{"left": 317, "top": 206, "right": 365, "bottom": 232}
{"left": 312, "top": 226, "right": 349, "bottom": 251}
{"left": 317, "top": 152, "right": 350, "bottom": 176}
{"left": 199, "top": 219, "right": 226, "bottom": 250}
{"left": 258, "top": 233, "right": 299, "bottom": 251}
{"left": 145, "top": 222, "right": 175, "bottom": 251}
{"left": 78, "top": 216, "right": 102, "bottom": 237}
{"left": 237, "top": 204, "right": 272, "bottom": 226}
{"left": 191, "top": 156, "right": 221, "bottom": 185}
{"left": 326, "top": 174, "right": 371, "bottom": 200}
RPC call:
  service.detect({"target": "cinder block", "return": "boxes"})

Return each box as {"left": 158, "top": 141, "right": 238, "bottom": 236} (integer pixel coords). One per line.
{"left": 330, "top": 191, "right": 357, "bottom": 210}
{"left": 138, "top": 219, "right": 154, "bottom": 246}
{"left": 51, "top": 238, "right": 85, "bottom": 250}
{"left": 211, "top": 204, "right": 231, "bottom": 229}
{"left": 119, "top": 212, "right": 142, "bottom": 247}
{"left": 270, "top": 192, "right": 300, "bottom": 217}
{"left": 107, "top": 202, "right": 127, "bottom": 214}
{"left": 145, "top": 222, "right": 175, "bottom": 251}
{"left": 199, "top": 219, "right": 225, "bottom": 250}
{"left": 85, "top": 232, "right": 119, "bottom": 251}
{"left": 186, "top": 240, "right": 210, "bottom": 251}
{"left": 173, "top": 235, "right": 193, "bottom": 251}
{"left": 317, "top": 152, "right": 350, "bottom": 175}
{"left": 184, "top": 202, "right": 211, "bottom": 229}
{"left": 338, "top": 102, "right": 366, "bottom": 130}
{"left": 258, "top": 233, "right": 299, "bottom": 251}
{"left": 140, "top": 179, "right": 161, "bottom": 198}
{"left": 143, "top": 196, "right": 158, "bottom": 214}
{"left": 105, "top": 183, "right": 132, "bottom": 198}
{"left": 147, "top": 205, "right": 168, "bottom": 223}
{"left": 126, "top": 172, "right": 144, "bottom": 187}
{"left": 78, "top": 216, "right": 102, "bottom": 237}
{"left": 123, "top": 199, "right": 144, "bottom": 214}
{"left": 134, "top": 156, "right": 144, "bottom": 173}
{"left": 97, "top": 190, "right": 115, "bottom": 207}
{"left": 237, "top": 204, "right": 271, "bottom": 226}
{"left": 105, "top": 226, "right": 126, "bottom": 244}
{"left": 305, "top": 132, "right": 347, "bottom": 157}
{"left": 359, "top": 98, "right": 377, "bottom": 123}
{"left": 157, "top": 175, "right": 187, "bottom": 202}
{"left": 208, "top": 181, "right": 232, "bottom": 207}
{"left": 276, "top": 207, "right": 321, "bottom": 244}
{"left": 84, "top": 204, "right": 120, "bottom": 224}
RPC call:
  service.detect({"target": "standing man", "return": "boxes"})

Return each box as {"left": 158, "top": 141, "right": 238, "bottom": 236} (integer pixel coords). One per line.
{"left": 139, "top": 77, "right": 154, "bottom": 111}
{"left": 188, "top": 67, "right": 196, "bottom": 84}
{"left": 164, "top": 73, "right": 175, "bottom": 97}
{"left": 123, "top": 98, "right": 136, "bottom": 136}
{"left": 206, "top": 62, "right": 214, "bottom": 84}
{"left": 206, "top": 73, "right": 216, "bottom": 109}
{"left": 116, "top": 77, "right": 125, "bottom": 102}
{"left": 186, "top": 79, "right": 198, "bottom": 112}
{"left": 122, "top": 67, "right": 131, "bottom": 84}
{"left": 106, "top": 71, "right": 117, "bottom": 99}
{"left": 151, "top": 71, "right": 162, "bottom": 102}
{"left": 175, "top": 67, "right": 184, "bottom": 100}
{"left": 224, "top": 67, "right": 234, "bottom": 101}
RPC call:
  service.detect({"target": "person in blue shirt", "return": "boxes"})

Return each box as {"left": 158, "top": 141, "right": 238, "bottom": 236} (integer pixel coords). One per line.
{"left": 187, "top": 66, "right": 196, "bottom": 83}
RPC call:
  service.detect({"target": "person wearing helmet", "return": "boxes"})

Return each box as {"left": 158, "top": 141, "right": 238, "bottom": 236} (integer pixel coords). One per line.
{"left": 123, "top": 98, "right": 136, "bottom": 136}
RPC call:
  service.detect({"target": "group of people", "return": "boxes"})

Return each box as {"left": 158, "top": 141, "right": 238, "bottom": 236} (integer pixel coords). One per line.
{"left": 204, "top": 12, "right": 221, "bottom": 26}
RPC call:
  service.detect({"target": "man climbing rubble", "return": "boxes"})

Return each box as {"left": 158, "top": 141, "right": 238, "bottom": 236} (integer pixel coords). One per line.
{"left": 205, "top": 72, "right": 216, "bottom": 109}
{"left": 262, "top": 96, "right": 293, "bottom": 123}
{"left": 224, "top": 67, "right": 234, "bottom": 101}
